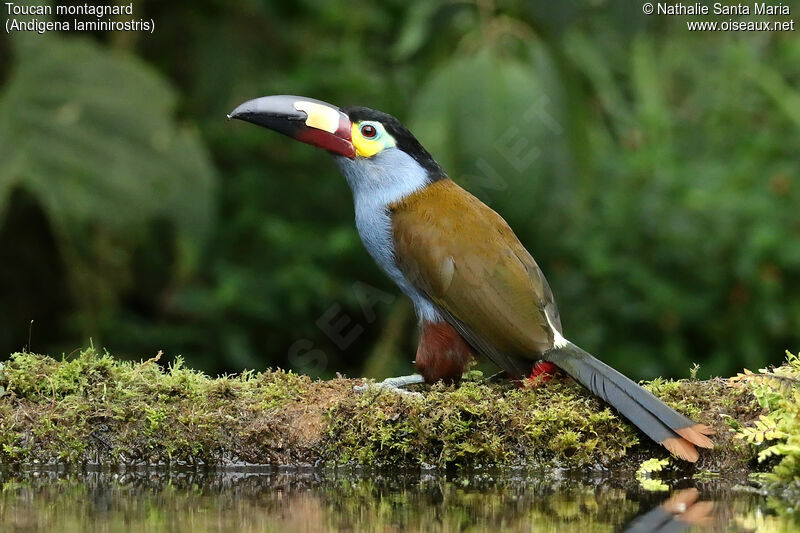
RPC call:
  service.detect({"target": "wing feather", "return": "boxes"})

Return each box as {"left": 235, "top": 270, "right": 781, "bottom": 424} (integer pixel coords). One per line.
{"left": 390, "top": 179, "right": 560, "bottom": 376}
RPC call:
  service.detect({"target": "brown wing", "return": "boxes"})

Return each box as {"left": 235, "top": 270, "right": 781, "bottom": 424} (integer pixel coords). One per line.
{"left": 390, "top": 179, "right": 561, "bottom": 377}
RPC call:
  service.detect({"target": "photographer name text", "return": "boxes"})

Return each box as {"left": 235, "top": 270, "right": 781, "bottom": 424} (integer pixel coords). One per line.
{"left": 657, "top": 2, "right": 789, "bottom": 15}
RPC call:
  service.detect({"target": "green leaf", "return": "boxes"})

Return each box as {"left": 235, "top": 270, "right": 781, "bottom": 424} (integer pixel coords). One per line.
{"left": 0, "top": 31, "right": 215, "bottom": 267}
{"left": 636, "top": 457, "right": 669, "bottom": 476}
{"left": 638, "top": 477, "right": 670, "bottom": 492}
{"left": 408, "top": 45, "right": 567, "bottom": 230}
{"left": 636, "top": 458, "right": 671, "bottom": 491}
{"left": 391, "top": 2, "right": 440, "bottom": 61}
{"left": 0, "top": 28, "right": 216, "bottom": 328}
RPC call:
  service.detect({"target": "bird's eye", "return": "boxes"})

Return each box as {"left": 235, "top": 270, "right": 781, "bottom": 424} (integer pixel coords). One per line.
{"left": 360, "top": 124, "right": 377, "bottom": 139}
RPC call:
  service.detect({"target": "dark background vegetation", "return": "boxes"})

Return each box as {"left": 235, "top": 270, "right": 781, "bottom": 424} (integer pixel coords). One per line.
{"left": 0, "top": 0, "right": 798, "bottom": 380}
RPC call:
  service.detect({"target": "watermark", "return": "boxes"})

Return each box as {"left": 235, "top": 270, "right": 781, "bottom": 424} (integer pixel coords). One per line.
{"left": 287, "top": 281, "right": 396, "bottom": 376}
{"left": 4, "top": 2, "right": 154, "bottom": 34}
{"left": 465, "top": 93, "right": 564, "bottom": 203}
{"left": 642, "top": 2, "right": 796, "bottom": 32}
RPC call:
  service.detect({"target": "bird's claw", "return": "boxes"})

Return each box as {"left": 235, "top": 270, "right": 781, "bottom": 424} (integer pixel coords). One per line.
{"left": 354, "top": 374, "right": 425, "bottom": 398}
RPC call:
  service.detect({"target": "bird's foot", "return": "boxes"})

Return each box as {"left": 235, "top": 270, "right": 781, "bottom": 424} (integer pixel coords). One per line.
{"left": 523, "top": 361, "right": 560, "bottom": 387}
{"left": 354, "top": 373, "right": 425, "bottom": 398}
{"left": 485, "top": 370, "right": 508, "bottom": 383}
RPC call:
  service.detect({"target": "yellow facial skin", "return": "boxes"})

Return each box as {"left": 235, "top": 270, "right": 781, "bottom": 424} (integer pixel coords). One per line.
{"left": 351, "top": 121, "right": 396, "bottom": 158}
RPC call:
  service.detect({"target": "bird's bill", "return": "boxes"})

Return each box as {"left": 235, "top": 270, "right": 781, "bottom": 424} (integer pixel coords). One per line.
{"left": 228, "top": 95, "right": 355, "bottom": 158}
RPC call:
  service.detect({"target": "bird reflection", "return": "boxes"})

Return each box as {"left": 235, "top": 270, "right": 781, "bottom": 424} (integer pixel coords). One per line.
{"left": 623, "top": 488, "right": 715, "bottom": 532}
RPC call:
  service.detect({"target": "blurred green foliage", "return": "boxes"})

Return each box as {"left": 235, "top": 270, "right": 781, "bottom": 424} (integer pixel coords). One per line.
{"left": 0, "top": 0, "right": 798, "bottom": 380}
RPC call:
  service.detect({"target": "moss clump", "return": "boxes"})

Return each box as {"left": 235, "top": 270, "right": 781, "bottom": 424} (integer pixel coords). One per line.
{"left": 0, "top": 349, "right": 307, "bottom": 466}
{"left": 644, "top": 375, "right": 760, "bottom": 472}
{"left": 326, "top": 376, "right": 639, "bottom": 467}
{"left": 0, "top": 348, "right": 782, "bottom": 472}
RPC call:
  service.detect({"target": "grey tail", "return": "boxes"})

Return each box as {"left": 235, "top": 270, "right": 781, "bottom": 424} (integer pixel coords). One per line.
{"left": 544, "top": 342, "right": 714, "bottom": 462}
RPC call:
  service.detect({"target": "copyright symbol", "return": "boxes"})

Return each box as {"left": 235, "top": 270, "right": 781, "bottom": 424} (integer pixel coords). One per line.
{"left": 643, "top": 3, "right": 654, "bottom": 14}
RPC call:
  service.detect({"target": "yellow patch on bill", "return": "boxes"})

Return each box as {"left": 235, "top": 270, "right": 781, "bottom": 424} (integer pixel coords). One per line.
{"left": 294, "top": 101, "right": 340, "bottom": 133}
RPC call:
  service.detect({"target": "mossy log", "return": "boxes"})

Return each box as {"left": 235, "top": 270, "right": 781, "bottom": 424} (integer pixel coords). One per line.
{"left": 0, "top": 349, "right": 769, "bottom": 472}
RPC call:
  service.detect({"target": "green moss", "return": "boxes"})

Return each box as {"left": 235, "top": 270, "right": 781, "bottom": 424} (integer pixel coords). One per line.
{"left": 324, "top": 368, "right": 759, "bottom": 469}
{"left": 0, "top": 347, "right": 788, "bottom": 474}
{"left": 324, "top": 378, "right": 641, "bottom": 467}
{"left": 0, "top": 349, "right": 306, "bottom": 467}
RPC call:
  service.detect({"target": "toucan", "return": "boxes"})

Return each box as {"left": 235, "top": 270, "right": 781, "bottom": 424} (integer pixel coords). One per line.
{"left": 228, "top": 95, "right": 714, "bottom": 462}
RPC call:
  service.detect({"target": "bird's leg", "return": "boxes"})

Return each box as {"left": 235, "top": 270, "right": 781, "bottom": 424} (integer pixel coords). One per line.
{"left": 354, "top": 321, "right": 474, "bottom": 397}
{"left": 353, "top": 374, "right": 425, "bottom": 397}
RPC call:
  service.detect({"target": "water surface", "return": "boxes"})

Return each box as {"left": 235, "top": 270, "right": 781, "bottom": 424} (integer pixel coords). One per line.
{"left": 0, "top": 468, "right": 796, "bottom": 532}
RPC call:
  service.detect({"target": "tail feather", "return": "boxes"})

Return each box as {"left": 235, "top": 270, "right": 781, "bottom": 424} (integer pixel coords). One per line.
{"left": 662, "top": 436, "right": 700, "bottom": 462}
{"left": 675, "top": 425, "right": 715, "bottom": 449}
{"left": 544, "top": 342, "right": 714, "bottom": 461}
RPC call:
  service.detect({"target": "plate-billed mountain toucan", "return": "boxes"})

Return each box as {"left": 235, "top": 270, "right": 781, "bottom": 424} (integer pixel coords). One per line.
{"left": 228, "top": 95, "right": 714, "bottom": 462}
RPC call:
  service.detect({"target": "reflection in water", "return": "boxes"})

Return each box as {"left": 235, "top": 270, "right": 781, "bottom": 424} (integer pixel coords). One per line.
{"left": 623, "top": 489, "right": 714, "bottom": 532}
{"left": 0, "top": 469, "right": 796, "bottom": 532}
